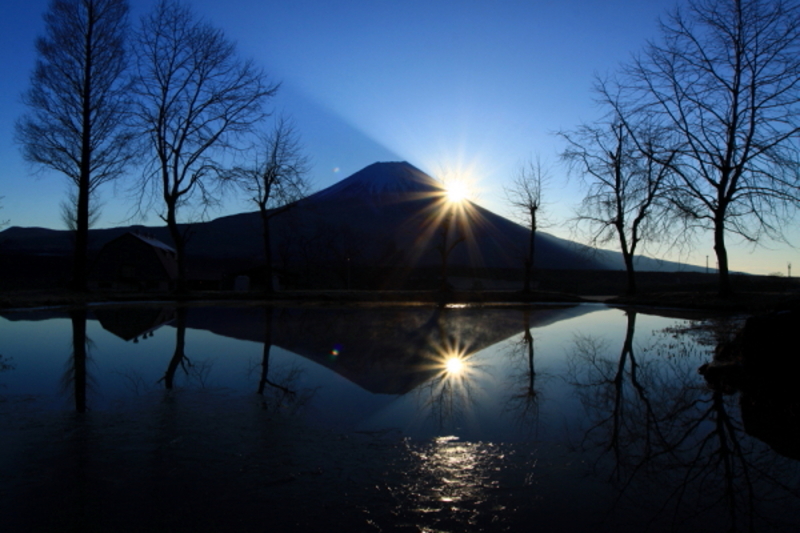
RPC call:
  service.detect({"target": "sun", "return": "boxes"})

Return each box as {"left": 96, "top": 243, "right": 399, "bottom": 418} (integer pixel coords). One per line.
{"left": 444, "top": 179, "right": 471, "bottom": 204}
{"left": 444, "top": 355, "right": 465, "bottom": 376}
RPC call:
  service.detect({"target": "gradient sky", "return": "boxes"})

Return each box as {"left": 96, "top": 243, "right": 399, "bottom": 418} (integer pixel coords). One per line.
{"left": 1, "top": 0, "right": 797, "bottom": 275}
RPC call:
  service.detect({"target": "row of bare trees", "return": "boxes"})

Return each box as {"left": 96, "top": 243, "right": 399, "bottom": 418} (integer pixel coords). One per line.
{"left": 508, "top": 0, "right": 800, "bottom": 298}
{"left": 16, "top": 0, "right": 309, "bottom": 293}
{"left": 558, "top": 0, "right": 800, "bottom": 297}
{"left": 19, "top": 0, "right": 800, "bottom": 297}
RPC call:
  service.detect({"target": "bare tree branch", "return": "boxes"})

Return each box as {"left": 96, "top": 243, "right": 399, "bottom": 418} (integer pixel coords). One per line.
{"left": 0, "top": 197, "right": 8, "bottom": 230}
{"left": 505, "top": 157, "right": 549, "bottom": 293}
{"left": 232, "top": 115, "right": 311, "bottom": 293}
{"left": 624, "top": 0, "right": 800, "bottom": 296}
{"left": 560, "top": 94, "right": 677, "bottom": 295}
{"left": 132, "top": 0, "right": 278, "bottom": 292}
{"left": 16, "top": 0, "right": 135, "bottom": 291}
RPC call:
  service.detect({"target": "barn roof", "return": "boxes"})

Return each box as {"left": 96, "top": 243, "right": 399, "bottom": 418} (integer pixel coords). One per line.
{"left": 130, "top": 232, "right": 176, "bottom": 253}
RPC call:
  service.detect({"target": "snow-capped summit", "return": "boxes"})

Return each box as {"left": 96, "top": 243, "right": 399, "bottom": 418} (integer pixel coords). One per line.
{"left": 312, "top": 161, "right": 441, "bottom": 201}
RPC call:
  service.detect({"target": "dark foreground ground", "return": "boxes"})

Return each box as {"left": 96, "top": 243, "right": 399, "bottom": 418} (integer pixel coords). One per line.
{"left": 2, "top": 264, "right": 799, "bottom": 312}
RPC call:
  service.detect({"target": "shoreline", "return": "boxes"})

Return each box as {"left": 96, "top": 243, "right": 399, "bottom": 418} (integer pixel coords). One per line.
{"left": 1, "top": 287, "right": 797, "bottom": 314}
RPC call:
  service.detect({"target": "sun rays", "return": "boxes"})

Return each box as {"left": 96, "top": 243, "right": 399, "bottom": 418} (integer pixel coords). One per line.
{"left": 403, "top": 174, "right": 489, "bottom": 274}
{"left": 444, "top": 354, "right": 466, "bottom": 376}
{"left": 443, "top": 178, "right": 471, "bottom": 204}
{"left": 423, "top": 336, "right": 482, "bottom": 388}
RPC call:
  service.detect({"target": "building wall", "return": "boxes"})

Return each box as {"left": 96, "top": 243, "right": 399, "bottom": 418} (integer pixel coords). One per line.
{"left": 90, "top": 234, "right": 175, "bottom": 291}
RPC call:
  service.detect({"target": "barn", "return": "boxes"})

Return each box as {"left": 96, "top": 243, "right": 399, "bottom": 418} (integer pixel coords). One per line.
{"left": 90, "top": 232, "right": 178, "bottom": 291}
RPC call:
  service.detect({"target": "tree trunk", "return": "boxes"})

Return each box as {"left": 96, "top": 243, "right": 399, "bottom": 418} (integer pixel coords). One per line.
{"left": 714, "top": 218, "right": 732, "bottom": 298}
{"left": 609, "top": 311, "right": 637, "bottom": 452}
{"left": 617, "top": 223, "right": 637, "bottom": 296}
{"left": 523, "top": 227, "right": 536, "bottom": 294}
{"left": 530, "top": 226, "right": 536, "bottom": 289}
{"left": 523, "top": 310, "right": 535, "bottom": 395}
{"left": 522, "top": 259, "right": 531, "bottom": 294}
{"left": 440, "top": 250, "right": 450, "bottom": 293}
{"left": 260, "top": 207, "right": 274, "bottom": 294}
{"left": 70, "top": 308, "right": 88, "bottom": 413}
{"left": 258, "top": 306, "right": 274, "bottom": 395}
{"left": 73, "top": 177, "right": 90, "bottom": 292}
{"left": 623, "top": 251, "right": 637, "bottom": 295}
{"left": 167, "top": 202, "right": 187, "bottom": 294}
{"left": 439, "top": 217, "right": 451, "bottom": 294}
{"left": 73, "top": 8, "right": 94, "bottom": 293}
{"left": 163, "top": 306, "right": 187, "bottom": 389}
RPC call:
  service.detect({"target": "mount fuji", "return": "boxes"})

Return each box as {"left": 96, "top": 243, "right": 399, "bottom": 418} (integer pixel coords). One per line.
{"left": 0, "top": 161, "right": 699, "bottom": 286}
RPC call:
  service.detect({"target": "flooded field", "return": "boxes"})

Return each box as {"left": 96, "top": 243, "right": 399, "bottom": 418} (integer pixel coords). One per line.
{"left": 1, "top": 303, "right": 798, "bottom": 532}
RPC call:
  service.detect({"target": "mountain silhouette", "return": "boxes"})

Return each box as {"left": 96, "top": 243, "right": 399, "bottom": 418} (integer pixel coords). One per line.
{"left": 0, "top": 161, "right": 699, "bottom": 286}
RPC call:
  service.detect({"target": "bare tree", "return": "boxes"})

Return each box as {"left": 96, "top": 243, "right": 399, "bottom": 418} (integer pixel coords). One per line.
{"left": 625, "top": 0, "right": 800, "bottom": 297}
{"left": 132, "top": 0, "right": 277, "bottom": 292}
{"left": 16, "top": 0, "right": 134, "bottom": 291}
{"left": 60, "top": 189, "right": 102, "bottom": 232}
{"left": 561, "top": 116, "right": 675, "bottom": 295}
{"left": 436, "top": 210, "right": 465, "bottom": 295}
{"left": 234, "top": 116, "right": 310, "bottom": 293}
{"left": 0, "top": 197, "right": 7, "bottom": 229}
{"left": 506, "top": 158, "right": 548, "bottom": 293}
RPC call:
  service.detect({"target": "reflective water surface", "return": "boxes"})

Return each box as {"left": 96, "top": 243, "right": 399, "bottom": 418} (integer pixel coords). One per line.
{"left": 1, "top": 303, "right": 798, "bottom": 532}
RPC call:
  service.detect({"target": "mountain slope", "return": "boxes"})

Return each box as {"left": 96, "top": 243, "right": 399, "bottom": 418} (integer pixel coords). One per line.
{"left": 0, "top": 161, "right": 702, "bottom": 279}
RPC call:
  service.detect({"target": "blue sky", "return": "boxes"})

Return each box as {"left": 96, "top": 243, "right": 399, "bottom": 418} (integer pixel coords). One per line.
{"left": 1, "top": 0, "right": 797, "bottom": 275}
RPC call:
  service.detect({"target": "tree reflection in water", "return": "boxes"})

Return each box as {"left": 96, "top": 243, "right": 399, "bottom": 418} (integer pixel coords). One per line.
{"left": 252, "top": 305, "right": 314, "bottom": 412}
{"left": 9, "top": 304, "right": 800, "bottom": 530}
{"left": 567, "top": 311, "right": 800, "bottom": 532}
{"left": 414, "top": 307, "right": 487, "bottom": 430}
{"left": 504, "top": 308, "right": 544, "bottom": 435}
{"left": 0, "top": 352, "right": 13, "bottom": 401}
{"left": 160, "top": 307, "right": 213, "bottom": 390}
{"left": 64, "top": 308, "right": 91, "bottom": 413}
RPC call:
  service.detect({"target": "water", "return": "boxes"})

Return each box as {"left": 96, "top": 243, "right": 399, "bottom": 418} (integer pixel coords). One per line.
{"left": 1, "top": 303, "right": 798, "bottom": 532}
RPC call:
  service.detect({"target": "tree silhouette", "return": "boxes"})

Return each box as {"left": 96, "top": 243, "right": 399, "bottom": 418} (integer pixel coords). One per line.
{"left": 132, "top": 0, "right": 277, "bottom": 292}
{"left": 435, "top": 211, "right": 464, "bottom": 296}
{"left": 561, "top": 113, "right": 676, "bottom": 295}
{"left": 503, "top": 309, "right": 543, "bottom": 435}
{"left": 624, "top": 0, "right": 800, "bottom": 297}
{"left": 566, "top": 314, "right": 800, "bottom": 530}
{"left": 0, "top": 196, "right": 7, "bottom": 229}
{"left": 16, "top": 0, "right": 134, "bottom": 291}
{"left": 506, "top": 158, "right": 548, "bottom": 293}
{"left": 66, "top": 308, "right": 89, "bottom": 412}
{"left": 234, "top": 116, "right": 310, "bottom": 294}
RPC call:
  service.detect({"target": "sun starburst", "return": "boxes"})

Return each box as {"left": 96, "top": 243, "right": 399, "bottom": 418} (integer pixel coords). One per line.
{"left": 444, "top": 179, "right": 471, "bottom": 204}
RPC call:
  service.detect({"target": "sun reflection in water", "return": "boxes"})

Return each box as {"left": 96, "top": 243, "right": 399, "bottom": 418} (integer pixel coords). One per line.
{"left": 414, "top": 337, "right": 490, "bottom": 439}
{"left": 397, "top": 435, "right": 517, "bottom": 529}
{"left": 425, "top": 344, "right": 481, "bottom": 393}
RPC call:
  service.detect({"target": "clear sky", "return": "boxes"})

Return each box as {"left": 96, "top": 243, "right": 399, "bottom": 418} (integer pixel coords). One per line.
{"left": 1, "top": 0, "right": 797, "bottom": 275}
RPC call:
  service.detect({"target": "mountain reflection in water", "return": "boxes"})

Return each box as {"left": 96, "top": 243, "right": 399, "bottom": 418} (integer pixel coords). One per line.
{"left": 1, "top": 303, "right": 798, "bottom": 532}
